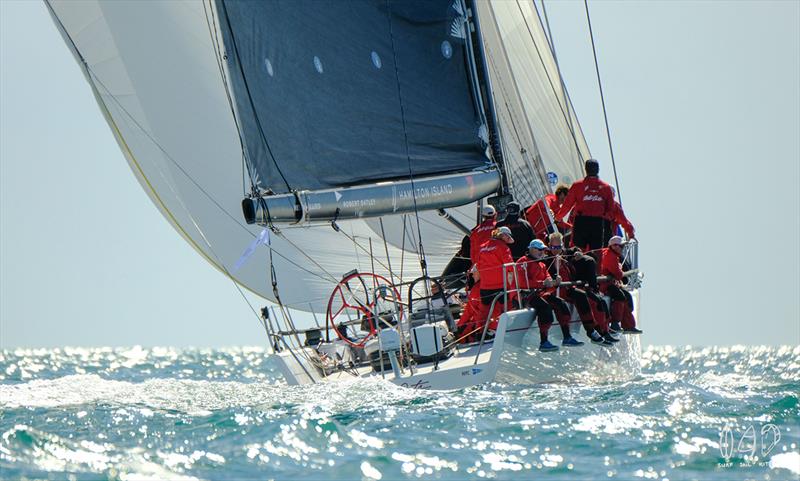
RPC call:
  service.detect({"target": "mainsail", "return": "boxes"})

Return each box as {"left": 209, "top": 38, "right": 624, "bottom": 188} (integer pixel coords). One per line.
{"left": 46, "top": 0, "right": 588, "bottom": 313}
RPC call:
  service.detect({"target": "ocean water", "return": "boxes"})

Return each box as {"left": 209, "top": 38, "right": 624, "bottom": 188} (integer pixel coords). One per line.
{"left": 0, "top": 346, "right": 797, "bottom": 481}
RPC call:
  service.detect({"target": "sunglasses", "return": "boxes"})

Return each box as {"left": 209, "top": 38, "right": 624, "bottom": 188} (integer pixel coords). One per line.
{"left": 549, "top": 245, "right": 563, "bottom": 249}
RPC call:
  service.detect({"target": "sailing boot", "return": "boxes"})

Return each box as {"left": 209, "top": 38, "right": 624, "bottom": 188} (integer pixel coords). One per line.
{"left": 556, "top": 312, "right": 583, "bottom": 347}
{"left": 603, "top": 332, "right": 620, "bottom": 343}
{"left": 539, "top": 340, "right": 559, "bottom": 352}
{"left": 562, "top": 337, "right": 585, "bottom": 347}
{"left": 538, "top": 322, "right": 559, "bottom": 352}
{"left": 589, "top": 330, "right": 610, "bottom": 346}
{"left": 559, "top": 319, "right": 584, "bottom": 347}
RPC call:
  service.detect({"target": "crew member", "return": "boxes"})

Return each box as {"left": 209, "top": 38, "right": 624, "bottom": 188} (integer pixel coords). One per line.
{"left": 516, "top": 239, "right": 584, "bottom": 351}
{"left": 456, "top": 268, "right": 483, "bottom": 343}
{"left": 469, "top": 206, "right": 497, "bottom": 264}
{"left": 565, "top": 245, "right": 619, "bottom": 343}
{"left": 556, "top": 159, "right": 615, "bottom": 252}
{"left": 543, "top": 233, "right": 609, "bottom": 346}
{"left": 440, "top": 234, "right": 472, "bottom": 291}
{"left": 600, "top": 236, "right": 642, "bottom": 334}
{"left": 525, "top": 183, "right": 572, "bottom": 242}
{"left": 475, "top": 226, "right": 516, "bottom": 331}
{"left": 497, "top": 201, "right": 534, "bottom": 259}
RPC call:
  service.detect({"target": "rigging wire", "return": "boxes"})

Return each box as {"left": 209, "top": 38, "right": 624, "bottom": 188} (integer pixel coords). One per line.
{"left": 383, "top": 0, "right": 429, "bottom": 281}
{"left": 201, "top": 0, "right": 252, "bottom": 198}
{"left": 217, "top": 0, "right": 293, "bottom": 193}
{"left": 583, "top": 0, "right": 623, "bottom": 205}
{"left": 378, "top": 219, "right": 400, "bottom": 286}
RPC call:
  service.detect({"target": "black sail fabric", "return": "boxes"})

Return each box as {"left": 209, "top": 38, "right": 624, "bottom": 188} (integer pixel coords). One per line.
{"left": 216, "top": 0, "right": 489, "bottom": 194}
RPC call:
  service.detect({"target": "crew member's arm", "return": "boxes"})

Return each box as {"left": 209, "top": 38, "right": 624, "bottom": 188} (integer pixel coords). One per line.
{"left": 601, "top": 250, "right": 624, "bottom": 282}
{"left": 612, "top": 202, "right": 635, "bottom": 239}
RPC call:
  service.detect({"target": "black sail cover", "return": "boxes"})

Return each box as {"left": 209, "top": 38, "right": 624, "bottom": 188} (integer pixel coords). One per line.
{"left": 216, "top": 0, "right": 491, "bottom": 196}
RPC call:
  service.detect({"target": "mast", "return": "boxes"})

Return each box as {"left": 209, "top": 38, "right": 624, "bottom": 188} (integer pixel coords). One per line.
{"left": 466, "top": 0, "right": 509, "bottom": 198}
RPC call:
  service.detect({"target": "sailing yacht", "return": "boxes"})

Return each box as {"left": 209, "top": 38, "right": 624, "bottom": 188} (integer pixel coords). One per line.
{"left": 47, "top": 0, "right": 642, "bottom": 389}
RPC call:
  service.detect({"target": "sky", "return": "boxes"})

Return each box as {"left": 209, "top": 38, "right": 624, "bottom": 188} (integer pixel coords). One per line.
{"left": 1, "top": 0, "right": 798, "bottom": 348}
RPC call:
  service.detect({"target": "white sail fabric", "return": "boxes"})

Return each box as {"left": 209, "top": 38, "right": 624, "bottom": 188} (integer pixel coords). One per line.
{"left": 481, "top": 0, "right": 590, "bottom": 191}
{"left": 47, "top": 0, "right": 590, "bottom": 314}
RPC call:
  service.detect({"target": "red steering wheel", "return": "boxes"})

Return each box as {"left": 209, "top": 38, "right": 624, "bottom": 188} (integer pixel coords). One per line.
{"left": 326, "top": 272, "right": 402, "bottom": 348}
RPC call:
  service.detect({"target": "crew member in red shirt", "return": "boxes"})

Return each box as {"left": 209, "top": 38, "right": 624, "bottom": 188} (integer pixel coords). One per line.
{"left": 525, "top": 183, "right": 571, "bottom": 242}
{"left": 475, "top": 227, "right": 516, "bottom": 332}
{"left": 469, "top": 206, "right": 497, "bottom": 264}
{"left": 599, "top": 236, "right": 642, "bottom": 334}
{"left": 516, "top": 239, "right": 584, "bottom": 351}
{"left": 556, "top": 159, "right": 615, "bottom": 252}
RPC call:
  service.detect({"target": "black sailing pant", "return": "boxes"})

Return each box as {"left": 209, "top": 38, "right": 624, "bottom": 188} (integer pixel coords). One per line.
{"left": 583, "top": 289, "right": 608, "bottom": 313}
{"left": 480, "top": 288, "right": 507, "bottom": 306}
{"left": 561, "top": 287, "right": 597, "bottom": 335}
{"left": 606, "top": 284, "right": 634, "bottom": 310}
{"left": 572, "top": 215, "right": 613, "bottom": 252}
{"left": 523, "top": 292, "right": 570, "bottom": 343}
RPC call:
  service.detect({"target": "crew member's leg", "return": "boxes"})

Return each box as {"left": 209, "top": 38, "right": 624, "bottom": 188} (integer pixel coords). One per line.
{"left": 571, "top": 216, "right": 590, "bottom": 250}
{"left": 585, "top": 289, "right": 618, "bottom": 343}
{"left": 619, "top": 288, "right": 640, "bottom": 333}
{"left": 565, "top": 288, "right": 606, "bottom": 343}
{"left": 601, "top": 219, "right": 614, "bottom": 248}
{"left": 606, "top": 284, "right": 634, "bottom": 333}
{"left": 478, "top": 289, "right": 509, "bottom": 334}
{"left": 524, "top": 292, "right": 558, "bottom": 351}
{"left": 544, "top": 294, "right": 584, "bottom": 346}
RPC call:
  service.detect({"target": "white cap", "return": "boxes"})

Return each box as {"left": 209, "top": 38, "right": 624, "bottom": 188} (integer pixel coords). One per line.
{"left": 496, "top": 226, "right": 512, "bottom": 237}
{"left": 608, "top": 236, "right": 624, "bottom": 247}
{"left": 481, "top": 205, "right": 496, "bottom": 217}
{"left": 494, "top": 226, "right": 514, "bottom": 243}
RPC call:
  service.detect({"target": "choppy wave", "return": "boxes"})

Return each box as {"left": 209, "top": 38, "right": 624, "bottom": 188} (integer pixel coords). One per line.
{"left": 1, "top": 346, "right": 798, "bottom": 480}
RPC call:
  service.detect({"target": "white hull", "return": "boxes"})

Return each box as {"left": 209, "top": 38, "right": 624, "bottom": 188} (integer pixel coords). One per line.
{"left": 273, "top": 313, "right": 510, "bottom": 391}
{"left": 272, "top": 290, "right": 642, "bottom": 389}
{"left": 498, "top": 311, "right": 641, "bottom": 385}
